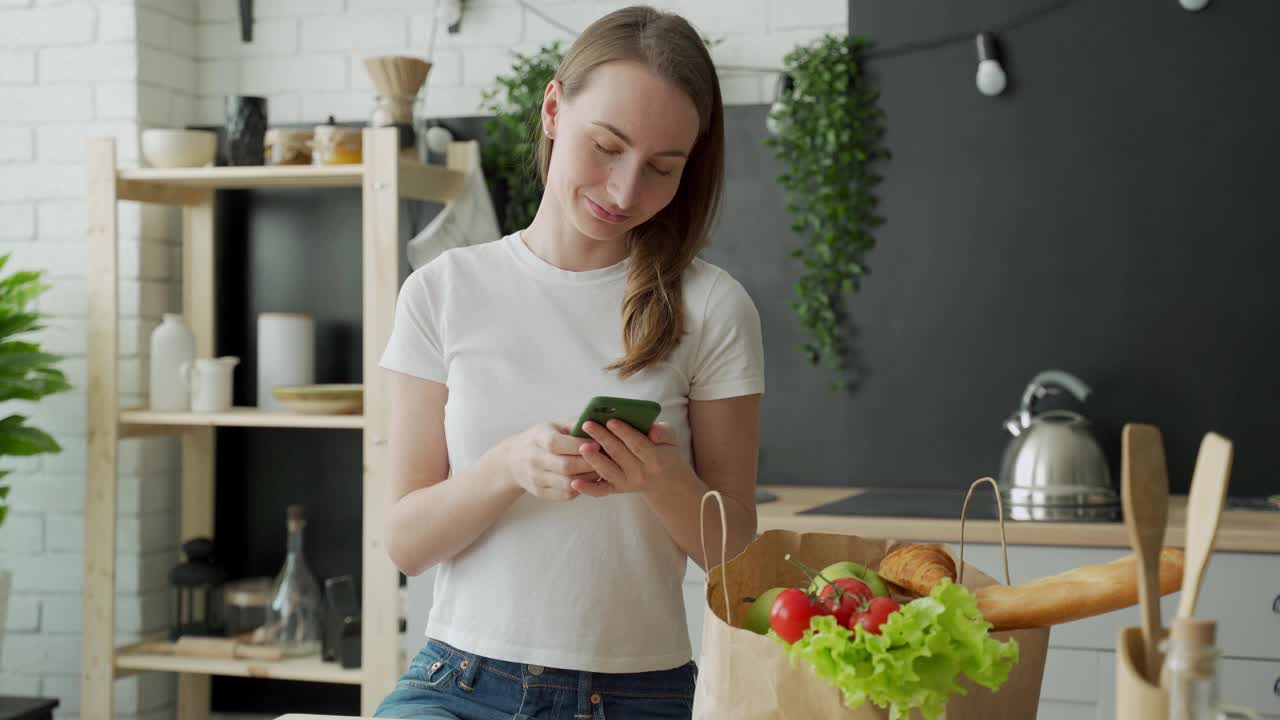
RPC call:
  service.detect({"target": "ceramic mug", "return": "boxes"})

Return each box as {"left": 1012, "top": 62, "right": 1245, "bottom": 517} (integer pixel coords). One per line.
{"left": 182, "top": 356, "right": 239, "bottom": 413}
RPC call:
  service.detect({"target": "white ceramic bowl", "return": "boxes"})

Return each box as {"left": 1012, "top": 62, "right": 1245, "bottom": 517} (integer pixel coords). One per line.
{"left": 141, "top": 129, "right": 217, "bottom": 168}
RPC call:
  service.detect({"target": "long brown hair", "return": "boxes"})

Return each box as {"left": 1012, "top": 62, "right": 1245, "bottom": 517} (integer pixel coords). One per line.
{"left": 536, "top": 6, "right": 725, "bottom": 378}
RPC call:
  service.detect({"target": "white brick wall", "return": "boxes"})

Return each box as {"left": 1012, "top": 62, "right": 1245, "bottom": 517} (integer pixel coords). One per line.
{"left": 0, "top": 2, "right": 844, "bottom": 718}
{"left": 191, "top": 0, "right": 846, "bottom": 124}
{"left": 0, "top": 1, "right": 192, "bottom": 718}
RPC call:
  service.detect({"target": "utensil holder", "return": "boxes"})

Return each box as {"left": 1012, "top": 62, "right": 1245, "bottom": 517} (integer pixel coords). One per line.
{"left": 1117, "top": 625, "right": 1169, "bottom": 719}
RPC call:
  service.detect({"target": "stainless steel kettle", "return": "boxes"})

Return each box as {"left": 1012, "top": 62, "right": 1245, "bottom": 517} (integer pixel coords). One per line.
{"left": 997, "top": 370, "right": 1119, "bottom": 520}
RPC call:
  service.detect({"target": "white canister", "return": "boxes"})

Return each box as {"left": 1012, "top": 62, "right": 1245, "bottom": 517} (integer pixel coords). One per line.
{"left": 149, "top": 313, "right": 196, "bottom": 412}
{"left": 183, "top": 356, "right": 239, "bottom": 413}
{"left": 257, "top": 312, "right": 314, "bottom": 412}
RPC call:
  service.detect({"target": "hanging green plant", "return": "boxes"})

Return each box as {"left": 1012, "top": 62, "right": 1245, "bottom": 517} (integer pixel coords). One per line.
{"left": 765, "top": 34, "right": 888, "bottom": 392}
{"left": 479, "top": 41, "right": 565, "bottom": 235}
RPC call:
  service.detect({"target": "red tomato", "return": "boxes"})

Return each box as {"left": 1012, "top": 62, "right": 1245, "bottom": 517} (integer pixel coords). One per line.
{"left": 849, "top": 595, "right": 900, "bottom": 635}
{"left": 770, "top": 588, "right": 820, "bottom": 643}
{"left": 817, "top": 577, "right": 873, "bottom": 627}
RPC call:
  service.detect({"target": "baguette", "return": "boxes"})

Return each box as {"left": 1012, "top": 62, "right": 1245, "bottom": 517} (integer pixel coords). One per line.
{"left": 878, "top": 543, "right": 957, "bottom": 597}
{"left": 975, "top": 547, "right": 1185, "bottom": 631}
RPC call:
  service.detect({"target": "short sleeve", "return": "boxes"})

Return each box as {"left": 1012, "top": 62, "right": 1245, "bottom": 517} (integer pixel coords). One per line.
{"left": 378, "top": 268, "right": 447, "bottom": 383}
{"left": 689, "top": 272, "right": 765, "bottom": 401}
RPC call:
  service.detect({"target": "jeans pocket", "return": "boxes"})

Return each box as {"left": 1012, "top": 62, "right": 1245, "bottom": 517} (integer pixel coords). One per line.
{"left": 400, "top": 644, "right": 462, "bottom": 690}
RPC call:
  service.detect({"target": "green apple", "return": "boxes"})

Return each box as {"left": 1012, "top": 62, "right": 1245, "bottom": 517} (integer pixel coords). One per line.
{"left": 743, "top": 586, "right": 787, "bottom": 635}
{"left": 807, "top": 561, "right": 890, "bottom": 598}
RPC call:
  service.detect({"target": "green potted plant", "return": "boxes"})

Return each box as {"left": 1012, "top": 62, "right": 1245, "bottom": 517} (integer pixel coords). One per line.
{"left": 766, "top": 34, "right": 888, "bottom": 392}
{"left": 479, "top": 41, "right": 564, "bottom": 235}
{"left": 0, "top": 254, "right": 71, "bottom": 661}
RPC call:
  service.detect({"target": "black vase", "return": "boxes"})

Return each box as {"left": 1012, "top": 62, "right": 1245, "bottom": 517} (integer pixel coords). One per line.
{"left": 224, "top": 95, "right": 268, "bottom": 166}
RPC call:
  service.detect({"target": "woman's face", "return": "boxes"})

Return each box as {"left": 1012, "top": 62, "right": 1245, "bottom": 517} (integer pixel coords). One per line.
{"left": 542, "top": 61, "right": 701, "bottom": 243}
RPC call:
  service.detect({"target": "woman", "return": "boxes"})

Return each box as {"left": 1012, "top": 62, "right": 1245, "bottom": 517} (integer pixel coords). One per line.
{"left": 375, "top": 6, "right": 764, "bottom": 718}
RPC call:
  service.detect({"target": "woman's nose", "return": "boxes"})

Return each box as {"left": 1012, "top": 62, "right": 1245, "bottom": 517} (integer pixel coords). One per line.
{"left": 607, "top": 163, "right": 642, "bottom": 210}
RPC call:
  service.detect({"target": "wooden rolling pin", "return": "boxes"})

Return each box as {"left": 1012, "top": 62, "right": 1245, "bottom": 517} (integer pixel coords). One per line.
{"left": 139, "top": 636, "right": 284, "bottom": 661}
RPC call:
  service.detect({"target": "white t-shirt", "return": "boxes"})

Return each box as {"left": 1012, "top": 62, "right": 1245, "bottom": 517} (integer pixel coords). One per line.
{"left": 379, "top": 231, "right": 765, "bottom": 673}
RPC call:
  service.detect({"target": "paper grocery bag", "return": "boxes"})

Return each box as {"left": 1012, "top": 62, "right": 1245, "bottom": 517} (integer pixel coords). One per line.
{"left": 690, "top": 527, "right": 1049, "bottom": 719}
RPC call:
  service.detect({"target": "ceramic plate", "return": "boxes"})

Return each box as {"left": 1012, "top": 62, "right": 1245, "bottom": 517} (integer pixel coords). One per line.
{"left": 272, "top": 383, "right": 363, "bottom": 415}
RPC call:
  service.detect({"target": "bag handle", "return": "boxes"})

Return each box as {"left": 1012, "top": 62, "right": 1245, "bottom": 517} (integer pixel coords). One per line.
{"left": 700, "top": 489, "right": 733, "bottom": 625}
{"left": 958, "top": 477, "right": 1012, "bottom": 586}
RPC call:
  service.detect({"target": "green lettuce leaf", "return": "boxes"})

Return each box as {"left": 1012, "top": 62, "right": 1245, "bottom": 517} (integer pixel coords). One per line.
{"left": 778, "top": 578, "right": 1019, "bottom": 720}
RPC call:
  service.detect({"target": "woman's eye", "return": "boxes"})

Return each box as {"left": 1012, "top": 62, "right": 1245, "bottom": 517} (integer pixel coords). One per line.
{"left": 593, "top": 142, "right": 621, "bottom": 156}
{"left": 649, "top": 165, "right": 672, "bottom": 177}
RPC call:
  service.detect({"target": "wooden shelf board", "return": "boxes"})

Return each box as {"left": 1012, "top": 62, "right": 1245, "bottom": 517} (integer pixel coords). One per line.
{"left": 118, "top": 164, "right": 364, "bottom": 189}
{"left": 114, "top": 645, "right": 364, "bottom": 685}
{"left": 115, "top": 161, "right": 464, "bottom": 203}
{"left": 120, "top": 407, "right": 364, "bottom": 430}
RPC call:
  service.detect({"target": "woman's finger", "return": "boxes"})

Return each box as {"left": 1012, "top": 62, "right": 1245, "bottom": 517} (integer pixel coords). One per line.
{"left": 583, "top": 422, "right": 642, "bottom": 476}
{"left": 571, "top": 477, "right": 614, "bottom": 497}
{"left": 648, "top": 421, "right": 677, "bottom": 446}
{"left": 582, "top": 443, "right": 625, "bottom": 484}
{"left": 605, "top": 419, "right": 659, "bottom": 466}
{"left": 535, "top": 471, "right": 577, "bottom": 500}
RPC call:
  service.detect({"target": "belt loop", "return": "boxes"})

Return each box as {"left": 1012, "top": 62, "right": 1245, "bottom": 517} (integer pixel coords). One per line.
{"left": 456, "top": 648, "right": 482, "bottom": 692}
{"left": 575, "top": 670, "right": 594, "bottom": 717}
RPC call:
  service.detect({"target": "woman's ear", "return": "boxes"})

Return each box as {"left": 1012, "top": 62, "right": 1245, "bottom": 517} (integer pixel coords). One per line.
{"left": 541, "top": 79, "right": 563, "bottom": 140}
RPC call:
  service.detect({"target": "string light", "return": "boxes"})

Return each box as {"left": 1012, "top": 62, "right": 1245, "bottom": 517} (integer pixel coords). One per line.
{"left": 975, "top": 33, "right": 1008, "bottom": 97}
{"left": 507, "top": 1, "right": 1216, "bottom": 126}
{"left": 765, "top": 74, "right": 794, "bottom": 136}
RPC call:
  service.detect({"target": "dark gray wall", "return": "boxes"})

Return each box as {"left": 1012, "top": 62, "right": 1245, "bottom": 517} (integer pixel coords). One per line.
{"left": 812, "top": 0, "right": 1279, "bottom": 496}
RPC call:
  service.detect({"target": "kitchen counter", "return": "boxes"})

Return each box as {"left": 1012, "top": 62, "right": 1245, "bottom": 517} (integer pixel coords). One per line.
{"left": 755, "top": 485, "right": 1280, "bottom": 553}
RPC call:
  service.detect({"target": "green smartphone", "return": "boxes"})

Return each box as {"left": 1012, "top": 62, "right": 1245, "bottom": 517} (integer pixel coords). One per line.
{"left": 570, "top": 396, "right": 662, "bottom": 438}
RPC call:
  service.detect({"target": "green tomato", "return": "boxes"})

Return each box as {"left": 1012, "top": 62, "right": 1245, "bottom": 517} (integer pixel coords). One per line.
{"left": 808, "top": 561, "right": 890, "bottom": 598}
{"left": 743, "top": 587, "right": 787, "bottom": 635}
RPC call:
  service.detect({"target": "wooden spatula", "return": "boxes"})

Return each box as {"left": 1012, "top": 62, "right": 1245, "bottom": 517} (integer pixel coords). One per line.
{"left": 1121, "top": 423, "right": 1169, "bottom": 682}
{"left": 1176, "top": 432, "right": 1233, "bottom": 619}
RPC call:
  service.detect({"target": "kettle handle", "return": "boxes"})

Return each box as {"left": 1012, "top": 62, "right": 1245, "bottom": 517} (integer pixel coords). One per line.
{"left": 1017, "top": 370, "right": 1092, "bottom": 427}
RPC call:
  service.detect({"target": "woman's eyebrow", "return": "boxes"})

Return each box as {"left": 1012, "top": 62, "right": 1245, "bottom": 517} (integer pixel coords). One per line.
{"left": 591, "top": 121, "right": 688, "bottom": 157}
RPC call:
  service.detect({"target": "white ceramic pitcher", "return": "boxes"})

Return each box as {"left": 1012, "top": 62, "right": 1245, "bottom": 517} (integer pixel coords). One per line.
{"left": 181, "top": 356, "right": 239, "bottom": 413}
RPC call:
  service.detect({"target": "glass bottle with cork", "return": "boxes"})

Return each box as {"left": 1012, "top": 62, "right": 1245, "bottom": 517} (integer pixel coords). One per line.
{"left": 1164, "top": 617, "right": 1260, "bottom": 720}
{"left": 265, "top": 504, "right": 324, "bottom": 656}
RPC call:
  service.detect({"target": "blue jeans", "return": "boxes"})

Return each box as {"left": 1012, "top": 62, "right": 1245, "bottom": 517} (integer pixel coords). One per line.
{"left": 375, "top": 639, "right": 697, "bottom": 720}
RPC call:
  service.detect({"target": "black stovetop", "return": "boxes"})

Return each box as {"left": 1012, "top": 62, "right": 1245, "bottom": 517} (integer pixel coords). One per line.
{"left": 791, "top": 487, "right": 1279, "bottom": 521}
{"left": 798, "top": 488, "right": 1004, "bottom": 521}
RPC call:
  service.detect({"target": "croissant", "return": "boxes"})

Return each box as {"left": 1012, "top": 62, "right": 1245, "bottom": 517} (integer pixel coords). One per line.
{"left": 878, "top": 543, "right": 957, "bottom": 597}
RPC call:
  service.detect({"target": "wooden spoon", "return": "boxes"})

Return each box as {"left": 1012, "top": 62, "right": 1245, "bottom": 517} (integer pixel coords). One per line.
{"left": 1121, "top": 423, "right": 1169, "bottom": 682}
{"left": 1176, "top": 432, "right": 1234, "bottom": 619}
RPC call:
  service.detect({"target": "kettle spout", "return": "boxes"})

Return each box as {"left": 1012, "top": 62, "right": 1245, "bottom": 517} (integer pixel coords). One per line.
{"left": 1004, "top": 415, "right": 1024, "bottom": 437}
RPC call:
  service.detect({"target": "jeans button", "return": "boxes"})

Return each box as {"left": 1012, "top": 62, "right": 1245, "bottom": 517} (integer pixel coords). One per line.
{"left": 528, "top": 665, "right": 544, "bottom": 676}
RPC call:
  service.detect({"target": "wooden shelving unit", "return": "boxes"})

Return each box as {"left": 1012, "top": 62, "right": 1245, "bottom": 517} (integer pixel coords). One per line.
{"left": 83, "top": 128, "right": 473, "bottom": 720}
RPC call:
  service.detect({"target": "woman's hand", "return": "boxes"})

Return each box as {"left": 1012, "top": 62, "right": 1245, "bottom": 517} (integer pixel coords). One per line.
{"left": 573, "top": 420, "right": 687, "bottom": 497}
{"left": 501, "top": 420, "right": 600, "bottom": 501}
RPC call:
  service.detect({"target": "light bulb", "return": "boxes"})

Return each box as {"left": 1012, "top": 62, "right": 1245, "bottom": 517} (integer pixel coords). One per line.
{"left": 438, "top": 0, "right": 463, "bottom": 26}
{"left": 766, "top": 100, "right": 787, "bottom": 136}
{"left": 1179, "top": 0, "right": 1211, "bottom": 10}
{"left": 766, "top": 74, "right": 795, "bottom": 135}
{"left": 975, "top": 33, "right": 1007, "bottom": 97}
{"left": 976, "top": 59, "right": 1007, "bottom": 96}
{"left": 424, "top": 124, "right": 454, "bottom": 154}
